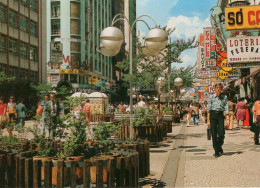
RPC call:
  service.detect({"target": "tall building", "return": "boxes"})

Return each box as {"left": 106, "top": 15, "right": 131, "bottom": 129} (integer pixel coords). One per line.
{"left": 46, "top": 0, "right": 114, "bottom": 93}
{"left": 0, "top": 0, "right": 46, "bottom": 86}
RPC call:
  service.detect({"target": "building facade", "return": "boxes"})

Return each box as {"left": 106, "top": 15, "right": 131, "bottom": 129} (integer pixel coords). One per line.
{"left": 0, "top": 0, "right": 46, "bottom": 84}
{"left": 46, "top": 0, "right": 114, "bottom": 93}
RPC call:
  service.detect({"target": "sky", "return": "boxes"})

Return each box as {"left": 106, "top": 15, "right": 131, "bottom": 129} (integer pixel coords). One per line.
{"left": 136, "top": 0, "right": 217, "bottom": 69}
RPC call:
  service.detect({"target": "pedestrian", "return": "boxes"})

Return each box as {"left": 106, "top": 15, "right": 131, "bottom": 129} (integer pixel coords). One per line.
{"left": 227, "top": 98, "right": 235, "bottom": 130}
{"left": 207, "top": 83, "right": 229, "bottom": 157}
{"left": 118, "top": 101, "right": 124, "bottom": 114}
{"left": 41, "top": 94, "right": 50, "bottom": 135}
{"left": 253, "top": 95, "right": 260, "bottom": 145}
{"left": 243, "top": 98, "right": 250, "bottom": 128}
{"left": 7, "top": 96, "right": 16, "bottom": 123}
{"left": 49, "top": 93, "right": 60, "bottom": 139}
{"left": 0, "top": 97, "right": 7, "bottom": 124}
{"left": 185, "top": 103, "right": 191, "bottom": 126}
{"left": 235, "top": 98, "right": 246, "bottom": 129}
{"left": 15, "top": 99, "right": 27, "bottom": 128}
{"left": 202, "top": 101, "right": 208, "bottom": 124}
{"left": 136, "top": 96, "right": 146, "bottom": 108}
{"left": 191, "top": 103, "right": 199, "bottom": 125}
{"left": 36, "top": 100, "right": 43, "bottom": 116}
{"left": 82, "top": 98, "right": 93, "bottom": 123}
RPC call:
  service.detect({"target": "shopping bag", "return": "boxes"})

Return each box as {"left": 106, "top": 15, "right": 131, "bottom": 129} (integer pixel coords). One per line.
{"left": 207, "top": 127, "right": 211, "bottom": 140}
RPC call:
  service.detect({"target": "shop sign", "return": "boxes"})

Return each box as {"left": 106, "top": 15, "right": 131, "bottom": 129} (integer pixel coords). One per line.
{"left": 200, "top": 47, "right": 205, "bottom": 68}
{"left": 204, "top": 29, "right": 211, "bottom": 59}
{"left": 218, "top": 70, "right": 229, "bottom": 80}
{"left": 230, "top": 62, "right": 260, "bottom": 68}
{"left": 227, "top": 36, "right": 260, "bottom": 63}
{"left": 50, "top": 42, "right": 63, "bottom": 65}
{"left": 226, "top": 6, "right": 260, "bottom": 30}
{"left": 205, "top": 59, "right": 216, "bottom": 67}
{"left": 50, "top": 74, "right": 60, "bottom": 84}
{"left": 59, "top": 69, "right": 89, "bottom": 74}
{"left": 89, "top": 76, "right": 98, "bottom": 85}
{"left": 221, "top": 59, "right": 232, "bottom": 72}
{"left": 47, "top": 69, "right": 60, "bottom": 74}
{"left": 198, "top": 70, "right": 218, "bottom": 78}
{"left": 208, "top": 86, "right": 215, "bottom": 93}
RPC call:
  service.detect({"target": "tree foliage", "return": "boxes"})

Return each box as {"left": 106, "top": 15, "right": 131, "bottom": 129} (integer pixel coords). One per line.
{"left": 0, "top": 71, "right": 15, "bottom": 84}
{"left": 116, "top": 30, "right": 197, "bottom": 93}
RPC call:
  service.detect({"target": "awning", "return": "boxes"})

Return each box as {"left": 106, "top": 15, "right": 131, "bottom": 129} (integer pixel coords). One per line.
{"left": 234, "top": 68, "right": 260, "bottom": 87}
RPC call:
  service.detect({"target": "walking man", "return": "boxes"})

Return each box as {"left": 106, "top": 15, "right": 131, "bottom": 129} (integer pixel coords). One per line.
{"left": 207, "top": 83, "right": 229, "bottom": 157}
{"left": 41, "top": 94, "right": 50, "bottom": 135}
{"left": 15, "top": 99, "right": 27, "bottom": 128}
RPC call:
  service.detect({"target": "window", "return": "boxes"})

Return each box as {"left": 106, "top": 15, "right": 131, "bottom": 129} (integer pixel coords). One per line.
{"left": 71, "top": 53, "right": 80, "bottom": 67}
{"left": 0, "top": 35, "right": 6, "bottom": 52}
{"left": 30, "top": 0, "right": 37, "bottom": 12}
{"left": 70, "top": 2, "right": 80, "bottom": 18}
{"left": 0, "top": 3, "right": 6, "bottom": 22}
{"left": 70, "top": 74, "right": 78, "bottom": 84}
{"left": 51, "top": 20, "right": 60, "bottom": 35}
{"left": 0, "top": 64, "right": 6, "bottom": 73}
{"left": 51, "top": 2, "right": 60, "bottom": 18}
{"left": 30, "top": 20, "right": 37, "bottom": 36}
{"left": 20, "top": 43, "right": 28, "bottom": 58}
{"left": 9, "top": 66, "right": 18, "bottom": 79}
{"left": 9, "top": 38, "right": 18, "bottom": 54}
{"left": 30, "top": 46, "right": 37, "bottom": 61}
{"left": 9, "top": 11, "right": 18, "bottom": 28}
{"left": 71, "top": 42, "right": 80, "bottom": 52}
{"left": 20, "top": 68, "right": 28, "bottom": 80}
{"left": 30, "top": 71, "right": 38, "bottom": 82}
{"left": 70, "top": 20, "right": 80, "bottom": 35}
{"left": 21, "top": 0, "right": 29, "bottom": 7}
{"left": 20, "top": 16, "right": 28, "bottom": 32}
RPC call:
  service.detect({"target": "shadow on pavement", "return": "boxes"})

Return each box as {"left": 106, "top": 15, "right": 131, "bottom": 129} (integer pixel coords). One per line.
{"left": 150, "top": 150, "right": 168, "bottom": 153}
{"left": 139, "top": 178, "right": 166, "bottom": 187}
{"left": 179, "top": 145, "right": 197, "bottom": 149}
{"left": 167, "top": 134, "right": 184, "bottom": 140}
{"left": 223, "top": 151, "right": 243, "bottom": 156}
{"left": 185, "top": 133, "right": 206, "bottom": 138}
{"left": 186, "top": 149, "right": 207, "bottom": 152}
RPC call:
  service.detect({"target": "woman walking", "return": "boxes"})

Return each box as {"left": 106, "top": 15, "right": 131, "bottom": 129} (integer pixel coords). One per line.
{"left": 253, "top": 95, "right": 260, "bottom": 145}
{"left": 236, "top": 98, "right": 246, "bottom": 129}
{"left": 243, "top": 98, "right": 250, "bottom": 128}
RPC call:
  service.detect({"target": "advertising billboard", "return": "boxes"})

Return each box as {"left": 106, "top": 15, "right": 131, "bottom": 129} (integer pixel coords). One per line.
{"left": 204, "top": 29, "right": 211, "bottom": 59}
{"left": 227, "top": 36, "right": 260, "bottom": 63}
{"left": 225, "top": 5, "right": 260, "bottom": 30}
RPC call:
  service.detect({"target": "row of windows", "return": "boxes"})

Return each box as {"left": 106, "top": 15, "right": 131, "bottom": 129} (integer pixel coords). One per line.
{"left": 0, "top": 4, "right": 38, "bottom": 36}
{"left": 0, "top": 64, "right": 38, "bottom": 82}
{"left": 18, "top": 0, "right": 38, "bottom": 12}
{"left": 0, "top": 35, "right": 38, "bottom": 61}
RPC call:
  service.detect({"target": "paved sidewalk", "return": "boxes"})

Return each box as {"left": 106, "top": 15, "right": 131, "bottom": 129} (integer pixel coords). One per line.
{"left": 181, "top": 121, "right": 260, "bottom": 187}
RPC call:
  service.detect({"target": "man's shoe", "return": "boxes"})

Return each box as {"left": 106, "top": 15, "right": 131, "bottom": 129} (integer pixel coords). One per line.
{"left": 219, "top": 148, "right": 223, "bottom": 155}
{"left": 213, "top": 153, "right": 220, "bottom": 158}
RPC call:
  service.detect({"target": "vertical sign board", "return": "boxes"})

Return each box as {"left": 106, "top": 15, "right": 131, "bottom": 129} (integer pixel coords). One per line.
{"left": 204, "top": 29, "right": 211, "bottom": 60}
{"left": 200, "top": 34, "right": 205, "bottom": 69}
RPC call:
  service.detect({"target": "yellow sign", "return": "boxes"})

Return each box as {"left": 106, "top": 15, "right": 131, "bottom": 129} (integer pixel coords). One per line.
{"left": 226, "top": 6, "right": 260, "bottom": 30}
{"left": 218, "top": 70, "right": 229, "bottom": 80}
{"left": 221, "top": 59, "right": 232, "bottom": 72}
{"left": 89, "top": 76, "right": 98, "bottom": 85}
{"left": 59, "top": 69, "right": 89, "bottom": 74}
{"left": 211, "top": 78, "right": 217, "bottom": 82}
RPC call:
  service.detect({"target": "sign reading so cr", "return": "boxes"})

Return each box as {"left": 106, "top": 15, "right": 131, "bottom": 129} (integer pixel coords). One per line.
{"left": 226, "top": 6, "right": 260, "bottom": 30}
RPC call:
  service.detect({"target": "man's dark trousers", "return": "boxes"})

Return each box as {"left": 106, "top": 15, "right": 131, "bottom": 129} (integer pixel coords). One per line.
{"left": 210, "top": 111, "right": 225, "bottom": 154}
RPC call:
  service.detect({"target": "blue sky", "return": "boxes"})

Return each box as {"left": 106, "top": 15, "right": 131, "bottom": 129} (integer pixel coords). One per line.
{"left": 136, "top": 0, "right": 217, "bottom": 68}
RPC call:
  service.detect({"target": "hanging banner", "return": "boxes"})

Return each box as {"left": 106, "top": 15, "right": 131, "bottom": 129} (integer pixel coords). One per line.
{"left": 226, "top": 5, "right": 260, "bottom": 30}
{"left": 227, "top": 36, "right": 260, "bottom": 63}
{"left": 200, "top": 47, "right": 205, "bottom": 69}
{"left": 204, "top": 29, "right": 211, "bottom": 59}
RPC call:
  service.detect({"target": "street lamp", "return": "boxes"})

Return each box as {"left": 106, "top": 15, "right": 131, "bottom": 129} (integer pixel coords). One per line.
{"left": 99, "top": 14, "right": 168, "bottom": 139}
{"left": 174, "top": 77, "right": 183, "bottom": 87}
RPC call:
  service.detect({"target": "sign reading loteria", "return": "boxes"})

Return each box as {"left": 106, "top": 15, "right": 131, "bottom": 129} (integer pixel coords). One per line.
{"left": 227, "top": 36, "right": 260, "bottom": 63}
{"left": 226, "top": 6, "right": 260, "bottom": 30}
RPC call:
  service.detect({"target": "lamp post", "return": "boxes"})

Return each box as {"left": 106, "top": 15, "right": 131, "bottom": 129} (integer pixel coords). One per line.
{"left": 156, "top": 76, "right": 166, "bottom": 122}
{"left": 173, "top": 77, "right": 183, "bottom": 114}
{"left": 99, "top": 14, "right": 168, "bottom": 139}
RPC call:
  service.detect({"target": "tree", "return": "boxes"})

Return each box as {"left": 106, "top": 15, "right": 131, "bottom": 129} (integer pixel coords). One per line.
{"left": 0, "top": 72, "right": 15, "bottom": 84}
{"left": 116, "top": 28, "right": 197, "bottom": 121}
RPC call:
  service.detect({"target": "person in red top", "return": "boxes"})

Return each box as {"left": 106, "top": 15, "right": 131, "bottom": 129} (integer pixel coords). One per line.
{"left": 118, "top": 101, "right": 124, "bottom": 114}
{"left": 0, "top": 97, "right": 7, "bottom": 123}
{"left": 82, "top": 99, "right": 93, "bottom": 123}
{"left": 253, "top": 95, "right": 260, "bottom": 145}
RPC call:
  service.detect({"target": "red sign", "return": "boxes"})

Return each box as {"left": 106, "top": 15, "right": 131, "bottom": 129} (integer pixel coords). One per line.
{"left": 204, "top": 29, "right": 211, "bottom": 60}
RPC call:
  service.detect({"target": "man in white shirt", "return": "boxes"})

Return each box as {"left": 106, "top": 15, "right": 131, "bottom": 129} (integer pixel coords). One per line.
{"left": 137, "top": 96, "right": 146, "bottom": 108}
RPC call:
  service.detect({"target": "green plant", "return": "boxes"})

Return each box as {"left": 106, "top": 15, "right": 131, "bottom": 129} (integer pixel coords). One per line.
{"left": 27, "top": 115, "right": 42, "bottom": 144}
{"left": 134, "top": 107, "right": 156, "bottom": 126}
{"left": 37, "top": 139, "right": 55, "bottom": 157}
{"left": 93, "top": 122, "right": 118, "bottom": 143}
